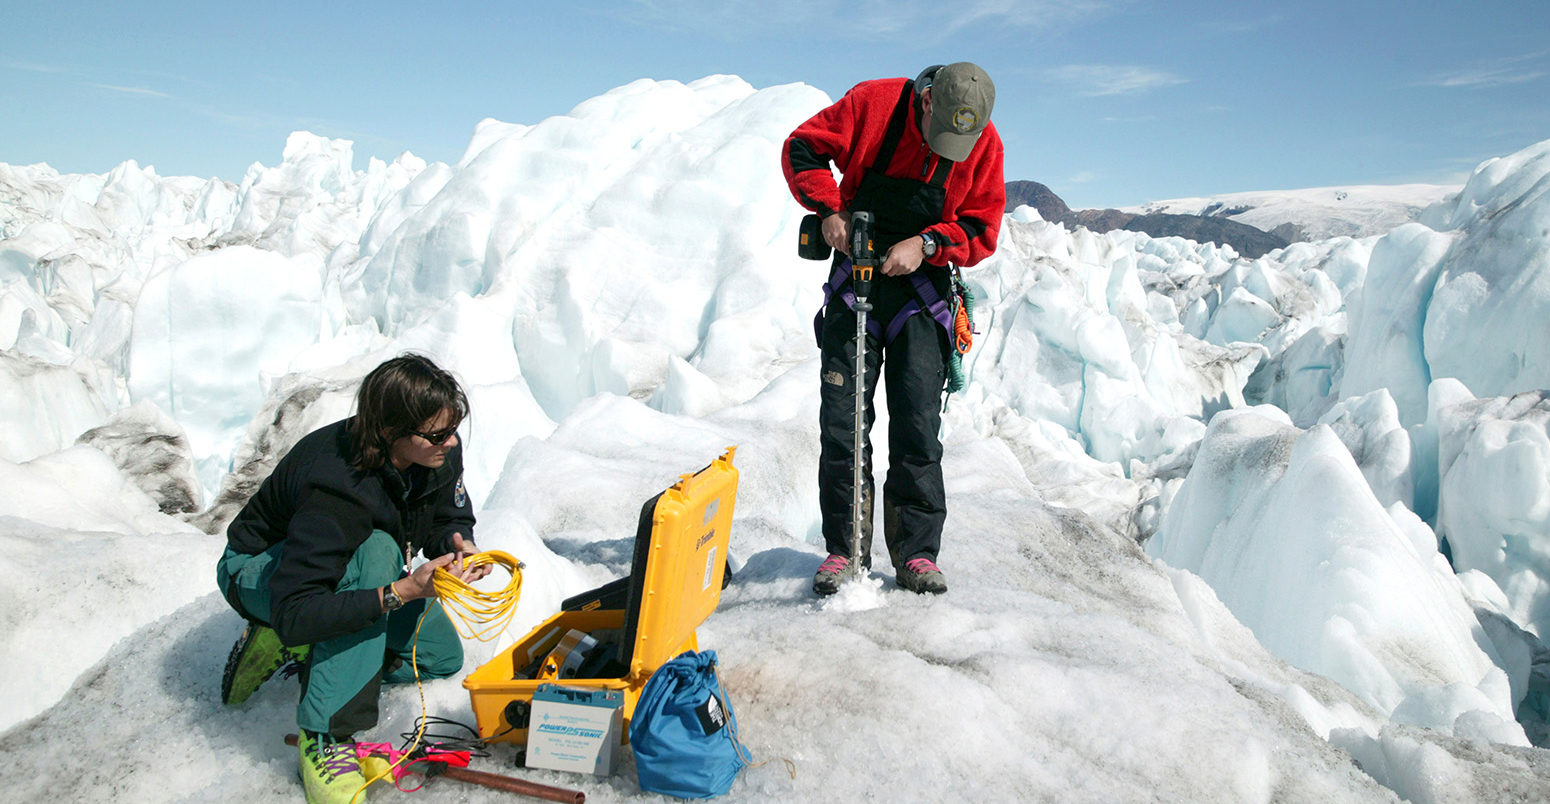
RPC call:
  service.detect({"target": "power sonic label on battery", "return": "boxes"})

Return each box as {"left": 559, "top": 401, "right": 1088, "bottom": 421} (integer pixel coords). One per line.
{"left": 535, "top": 723, "right": 606, "bottom": 739}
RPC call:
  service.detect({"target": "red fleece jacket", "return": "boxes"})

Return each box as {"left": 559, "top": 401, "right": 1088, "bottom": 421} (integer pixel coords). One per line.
{"left": 782, "top": 77, "right": 1005, "bottom": 268}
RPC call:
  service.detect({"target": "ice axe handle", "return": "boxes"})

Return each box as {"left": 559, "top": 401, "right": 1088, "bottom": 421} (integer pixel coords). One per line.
{"left": 850, "top": 211, "right": 875, "bottom": 301}
{"left": 433, "top": 766, "right": 585, "bottom": 803}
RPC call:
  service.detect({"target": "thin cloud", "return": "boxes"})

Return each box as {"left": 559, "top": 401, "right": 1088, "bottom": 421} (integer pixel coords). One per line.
{"left": 8, "top": 62, "right": 183, "bottom": 98}
{"left": 1067, "top": 170, "right": 1098, "bottom": 184}
{"left": 1437, "top": 68, "right": 1545, "bottom": 89}
{"left": 181, "top": 99, "right": 284, "bottom": 130}
{"left": 87, "top": 82, "right": 171, "bottom": 98}
{"left": 1198, "top": 13, "right": 1286, "bottom": 35}
{"left": 1419, "top": 52, "right": 1549, "bottom": 89}
{"left": 7, "top": 60, "right": 67, "bottom": 74}
{"left": 1046, "top": 64, "right": 1187, "bottom": 96}
{"left": 868, "top": 0, "right": 1113, "bottom": 36}
{"left": 606, "top": 0, "right": 1115, "bottom": 40}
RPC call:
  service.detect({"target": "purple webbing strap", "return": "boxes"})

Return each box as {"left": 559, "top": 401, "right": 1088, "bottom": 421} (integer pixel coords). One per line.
{"left": 814, "top": 258, "right": 953, "bottom": 346}
{"left": 904, "top": 270, "right": 955, "bottom": 332}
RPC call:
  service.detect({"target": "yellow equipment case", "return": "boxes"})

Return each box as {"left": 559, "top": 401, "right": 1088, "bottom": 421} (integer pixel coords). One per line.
{"left": 464, "top": 447, "right": 739, "bottom": 745}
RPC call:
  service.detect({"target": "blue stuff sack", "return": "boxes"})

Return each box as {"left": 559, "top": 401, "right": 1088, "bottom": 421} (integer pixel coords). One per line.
{"left": 629, "top": 650, "right": 751, "bottom": 798}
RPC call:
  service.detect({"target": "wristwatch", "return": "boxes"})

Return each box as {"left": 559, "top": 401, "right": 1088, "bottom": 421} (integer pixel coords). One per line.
{"left": 382, "top": 582, "right": 405, "bottom": 613}
{"left": 919, "top": 231, "right": 939, "bottom": 258}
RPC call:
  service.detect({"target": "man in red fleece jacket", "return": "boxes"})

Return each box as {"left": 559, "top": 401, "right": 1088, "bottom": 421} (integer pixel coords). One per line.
{"left": 782, "top": 63, "right": 1005, "bottom": 596}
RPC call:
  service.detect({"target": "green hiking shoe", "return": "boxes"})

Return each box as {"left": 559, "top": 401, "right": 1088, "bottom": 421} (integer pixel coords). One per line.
{"left": 221, "top": 622, "right": 310, "bottom": 706}
{"left": 299, "top": 730, "right": 367, "bottom": 804}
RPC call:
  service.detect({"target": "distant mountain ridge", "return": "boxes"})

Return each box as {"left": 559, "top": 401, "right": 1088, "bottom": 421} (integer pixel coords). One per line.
{"left": 1006, "top": 180, "right": 1462, "bottom": 256}
{"left": 1005, "top": 180, "right": 1289, "bottom": 258}
{"left": 1122, "top": 183, "right": 1460, "bottom": 242}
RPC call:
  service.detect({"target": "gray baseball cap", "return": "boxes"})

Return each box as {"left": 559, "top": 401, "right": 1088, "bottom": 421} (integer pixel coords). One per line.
{"left": 925, "top": 62, "right": 996, "bottom": 162}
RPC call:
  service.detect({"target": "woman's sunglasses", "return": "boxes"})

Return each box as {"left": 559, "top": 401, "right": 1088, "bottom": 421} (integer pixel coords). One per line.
{"left": 410, "top": 425, "right": 459, "bottom": 446}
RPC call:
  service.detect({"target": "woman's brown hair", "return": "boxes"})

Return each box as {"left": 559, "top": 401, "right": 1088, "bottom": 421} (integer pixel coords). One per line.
{"left": 350, "top": 354, "right": 469, "bottom": 471}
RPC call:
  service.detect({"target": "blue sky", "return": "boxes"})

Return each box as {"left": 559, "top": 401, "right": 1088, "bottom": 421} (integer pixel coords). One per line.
{"left": 2, "top": 0, "right": 1547, "bottom": 209}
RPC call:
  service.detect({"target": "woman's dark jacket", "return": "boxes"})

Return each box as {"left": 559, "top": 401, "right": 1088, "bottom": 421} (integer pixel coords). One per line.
{"left": 224, "top": 418, "right": 475, "bottom": 646}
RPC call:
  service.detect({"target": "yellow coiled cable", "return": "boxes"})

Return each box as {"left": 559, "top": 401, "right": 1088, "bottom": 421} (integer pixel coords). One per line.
{"left": 352, "top": 550, "right": 524, "bottom": 803}
{"left": 432, "top": 550, "right": 525, "bottom": 641}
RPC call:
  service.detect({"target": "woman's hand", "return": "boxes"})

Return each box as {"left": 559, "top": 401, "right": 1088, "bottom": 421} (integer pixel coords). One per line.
{"left": 450, "top": 533, "right": 493, "bottom": 583}
{"left": 388, "top": 533, "right": 494, "bottom": 607}
{"left": 396, "top": 553, "right": 457, "bottom": 600}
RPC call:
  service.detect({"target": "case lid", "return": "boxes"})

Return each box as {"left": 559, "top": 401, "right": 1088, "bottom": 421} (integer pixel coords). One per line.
{"left": 622, "top": 447, "right": 739, "bottom": 677}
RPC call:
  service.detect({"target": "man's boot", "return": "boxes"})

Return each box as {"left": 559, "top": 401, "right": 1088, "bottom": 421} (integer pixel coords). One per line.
{"left": 886, "top": 501, "right": 947, "bottom": 594}
{"left": 813, "top": 487, "right": 873, "bottom": 596}
{"left": 896, "top": 558, "right": 948, "bottom": 595}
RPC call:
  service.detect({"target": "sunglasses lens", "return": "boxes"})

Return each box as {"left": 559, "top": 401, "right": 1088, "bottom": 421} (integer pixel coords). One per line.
{"left": 415, "top": 428, "right": 456, "bottom": 445}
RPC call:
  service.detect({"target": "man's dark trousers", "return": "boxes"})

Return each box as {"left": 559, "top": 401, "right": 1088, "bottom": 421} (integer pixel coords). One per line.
{"left": 817, "top": 292, "right": 948, "bottom": 571}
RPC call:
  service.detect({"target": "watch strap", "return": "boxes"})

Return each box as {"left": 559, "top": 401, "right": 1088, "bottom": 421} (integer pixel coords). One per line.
{"left": 382, "top": 583, "right": 404, "bottom": 612}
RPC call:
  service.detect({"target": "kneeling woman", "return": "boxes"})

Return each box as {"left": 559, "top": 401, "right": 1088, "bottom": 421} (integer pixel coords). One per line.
{"left": 216, "top": 354, "right": 490, "bottom": 804}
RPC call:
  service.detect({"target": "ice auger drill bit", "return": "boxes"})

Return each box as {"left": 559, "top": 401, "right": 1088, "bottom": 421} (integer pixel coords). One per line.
{"left": 847, "top": 211, "right": 876, "bottom": 582}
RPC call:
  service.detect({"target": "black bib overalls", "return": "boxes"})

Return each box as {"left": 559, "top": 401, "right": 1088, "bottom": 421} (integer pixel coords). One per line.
{"left": 817, "top": 80, "right": 953, "bottom": 570}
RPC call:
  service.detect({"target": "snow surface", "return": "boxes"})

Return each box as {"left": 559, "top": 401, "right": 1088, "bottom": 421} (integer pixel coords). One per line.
{"left": 4, "top": 75, "right": 1550, "bottom": 801}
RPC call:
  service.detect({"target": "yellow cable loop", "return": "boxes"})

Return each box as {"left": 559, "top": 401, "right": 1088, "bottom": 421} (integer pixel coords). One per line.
{"left": 351, "top": 551, "right": 525, "bottom": 803}
{"left": 432, "top": 550, "right": 525, "bottom": 641}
